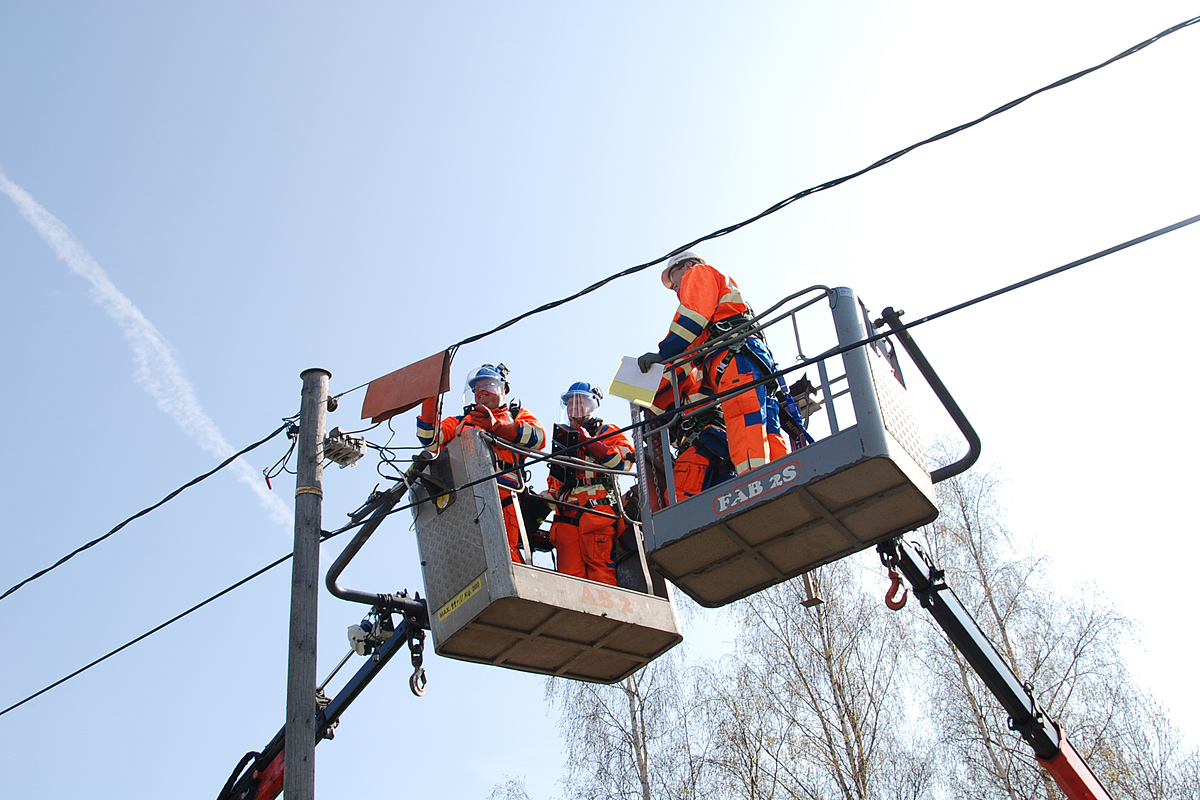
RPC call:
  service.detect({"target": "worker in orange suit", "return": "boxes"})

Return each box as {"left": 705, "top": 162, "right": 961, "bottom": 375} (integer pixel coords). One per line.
{"left": 672, "top": 418, "right": 736, "bottom": 501}
{"left": 544, "top": 382, "right": 634, "bottom": 586}
{"left": 638, "top": 252, "right": 787, "bottom": 475}
{"left": 416, "top": 363, "right": 545, "bottom": 563}
{"left": 648, "top": 366, "right": 735, "bottom": 502}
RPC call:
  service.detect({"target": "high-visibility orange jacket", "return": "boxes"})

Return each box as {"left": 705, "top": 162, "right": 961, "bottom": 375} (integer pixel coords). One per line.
{"left": 545, "top": 420, "right": 634, "bottom": 508}
{"left": 655, "top": 262, "right": 751, "bottom": 362}
{"left": 653, "top": 262, "right": 786, "bottom": 474}
{"left": 417, "top": 404, "right": 545, "bottom": 489}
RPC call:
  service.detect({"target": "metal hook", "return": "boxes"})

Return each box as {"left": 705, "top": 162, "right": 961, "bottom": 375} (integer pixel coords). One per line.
{"left": 409, "top": 667, "right": 427, "bottom": 697}
{"left": 407, "top": 629, "right": 427, "bottom": 697}
{"left": 885, "top": 568, "right": 908, "bottom": 610}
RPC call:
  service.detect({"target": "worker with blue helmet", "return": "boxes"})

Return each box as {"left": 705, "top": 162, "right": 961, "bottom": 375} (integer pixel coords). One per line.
{"left": 417, "top": 363, "right": 546, "bottom": 563}
{"left": 543, "top": 381, "right": 634, "bottom": 585}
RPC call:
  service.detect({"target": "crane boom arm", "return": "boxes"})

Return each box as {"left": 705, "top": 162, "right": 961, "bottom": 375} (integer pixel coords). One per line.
{"left": 878, "top": 537, "right": 1111, "bottom": 800}
{"left": 217, "top": 606, "right": 426, "bottom": 800}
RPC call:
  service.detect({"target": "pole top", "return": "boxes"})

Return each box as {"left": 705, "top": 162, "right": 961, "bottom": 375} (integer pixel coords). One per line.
{"left": 300, "top": 368, "right": 332, "bottom": 379}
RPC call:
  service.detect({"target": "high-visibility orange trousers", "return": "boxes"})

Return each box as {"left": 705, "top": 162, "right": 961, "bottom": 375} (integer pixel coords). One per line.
{"left": 550, "top": 506, "right": 618, "bottom": 586}
{"left": 499, "top": 489, "right": 524, "bottom": 563}
{"left": 713, "top": 356, "right": 787, "bottom": 474}
{"left": 674, "top": 446, "right": 714, "bottom": 502}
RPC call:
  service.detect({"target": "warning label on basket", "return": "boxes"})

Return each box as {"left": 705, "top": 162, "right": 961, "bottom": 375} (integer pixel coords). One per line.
{"left": 438, "top": 575, "right": 483, "bottom": 621}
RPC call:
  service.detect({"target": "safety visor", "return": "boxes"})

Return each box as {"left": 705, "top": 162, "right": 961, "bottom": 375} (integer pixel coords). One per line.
{"left": 561, "top": 390, "right": 599, "bottom": 421}
{"left": 463, "top": 366, "right": 506, "bottom": 407}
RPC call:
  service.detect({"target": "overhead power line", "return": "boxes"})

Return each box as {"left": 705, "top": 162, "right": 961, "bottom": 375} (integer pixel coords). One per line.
{"left": 315, "top": 13, "right": 1199, "bottom": 404}
{"left": 5, "top": 210, "right": 1195, "bottom": 719}
{"left": 448, "top": 14, "right": 1199, "bottom": 350}
{"left": 0, "top": 519, "right": 356, "bottom": 719}
{"left": 6, "top": 12, "right": 1197, "bottom": 720}
{"left": 0, "top": 419, "right": 296, "bottom": 603}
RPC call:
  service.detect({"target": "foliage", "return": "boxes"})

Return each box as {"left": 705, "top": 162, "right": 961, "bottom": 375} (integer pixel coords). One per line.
{"left": 500, "top": 462, "right": 1197, "bottom": 799}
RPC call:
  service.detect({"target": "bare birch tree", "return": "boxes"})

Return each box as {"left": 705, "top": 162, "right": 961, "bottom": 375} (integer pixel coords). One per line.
{"left": 530, "top": 454, "right": 1198, "bottom": 800}
{"left": 545, "top": 648, "right": 708, "bottom": 800}
{"left": 711, "top": 558, "right": 937, "bottom": 800}
{"left": 915, "top": 465, "right": 1197, "bottom": 799}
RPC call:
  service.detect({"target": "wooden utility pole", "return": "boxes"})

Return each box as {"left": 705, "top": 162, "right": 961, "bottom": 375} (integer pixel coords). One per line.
{"left": 285, "top": 368, "right": 330, "bottom": 800}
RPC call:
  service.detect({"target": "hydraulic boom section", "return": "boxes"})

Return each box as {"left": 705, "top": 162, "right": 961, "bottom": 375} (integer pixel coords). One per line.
{"left": 878, "top": 537, "right": 1111, "bottom": 800}
{"left": 216, "top": 601, "right": 428, "bottom": 800}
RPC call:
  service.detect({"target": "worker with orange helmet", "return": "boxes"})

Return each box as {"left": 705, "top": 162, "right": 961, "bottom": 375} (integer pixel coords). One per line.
{"left": 417, "top": 363, "right": 546, "bottom": 563}
{"left": 543, "top": 382, "right": 634, "bottom": 586}
{"left": 638, "top": 252, "right": 787, "bottom": 475}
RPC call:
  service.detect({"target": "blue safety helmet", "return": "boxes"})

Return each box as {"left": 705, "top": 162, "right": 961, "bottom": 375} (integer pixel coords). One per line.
{"left": 463, "top": 363, "right": 510, "bottom": 406}
{"left": 561, "top": 381, "right": 602, "bottom": 422}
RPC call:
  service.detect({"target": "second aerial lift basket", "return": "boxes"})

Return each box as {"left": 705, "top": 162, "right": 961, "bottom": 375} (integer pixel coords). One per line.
{"left": 637, "top": 286, "right": 940, "bottom": 608}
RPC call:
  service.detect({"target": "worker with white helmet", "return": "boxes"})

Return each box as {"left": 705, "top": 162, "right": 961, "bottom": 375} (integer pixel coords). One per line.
{"left": 638, "top": 252, "right": 787, "bottom": 475}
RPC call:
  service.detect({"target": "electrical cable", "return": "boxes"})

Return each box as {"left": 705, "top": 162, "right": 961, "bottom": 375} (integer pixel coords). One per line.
{"left": 262, "top": 425, "right": 300, "bottom": 489}
{"left": 1, "top": 418, "right": 298, "bottom": 603}
{"left": 4, "top": 209, "right": 1195, "bottom": 723}
{"left": 325, "top": 13, "right": 1200, "bottom": 407}
{"left": 5, "top": 15, "right": 1199, "bottom": 715}
{"left": 372, "top": 211, "right": 1200, "bottom": 526}
{"left": 0, "top": 519, "right": 358, "bottom": 719}
{"left": 448, "top": 14, "right": 1199, "bottom": 350}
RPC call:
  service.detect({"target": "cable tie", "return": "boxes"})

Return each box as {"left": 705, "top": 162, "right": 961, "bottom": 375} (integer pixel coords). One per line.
{"left": 296, "top": 486, "right": 324, "bottom": 498}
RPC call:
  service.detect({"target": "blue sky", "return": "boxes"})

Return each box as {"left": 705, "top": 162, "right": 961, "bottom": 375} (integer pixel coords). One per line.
{"left": 2, "top": 3, "right": 1198, "bottom": 797}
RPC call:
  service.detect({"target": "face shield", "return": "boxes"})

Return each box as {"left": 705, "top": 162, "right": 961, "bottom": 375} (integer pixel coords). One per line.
{"left": 561, "top": 388, "right": 600, "bottom": 425}
{"left": 463, "top": 365, "right": 507, "bottom": 410}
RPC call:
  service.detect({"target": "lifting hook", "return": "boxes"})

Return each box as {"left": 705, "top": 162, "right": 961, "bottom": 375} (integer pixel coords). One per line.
{"left": 885, "top": 568, "right": 908, "bottom": 610}
{"left": 408, "top": 629, "right": 428, "bottom": 697}
{"left": 410, "top": 666, "right": 428, "bottom": 697}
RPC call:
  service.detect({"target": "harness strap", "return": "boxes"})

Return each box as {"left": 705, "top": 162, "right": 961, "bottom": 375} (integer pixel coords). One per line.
{"left": 706, "top": 313, "right": 754, "bottom": 337}
{"left": 553, "top": 497, "right": 613, "bottom": 525}
{"left": 691, "top": 434, "right": 734, "bottom": 476}
{"left": 709, "top": 338, "right": 812, "bottom": 445}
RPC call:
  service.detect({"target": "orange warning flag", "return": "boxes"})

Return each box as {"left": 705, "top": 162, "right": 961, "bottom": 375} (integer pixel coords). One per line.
{"left": 361, "top": 350, "right": 451, "bottom": 423}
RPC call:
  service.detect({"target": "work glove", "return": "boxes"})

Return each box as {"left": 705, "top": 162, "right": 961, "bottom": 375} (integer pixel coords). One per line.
{"left": 472, "top": 404, "right": 521, "bottom": 442}
{"left": 574, "top": 425, "right": 612, "bottom": 459}
{"left": 419, "top": 396, "right": 439, "bottom": 422}
{"left": 468, "top": 404, "right": 498, "bottom": 431}
{"left": 637, "top": 351, "right": 664, "bottom": 373}
{"left": 492, "top": 416, "right": 520, "bottom": 442}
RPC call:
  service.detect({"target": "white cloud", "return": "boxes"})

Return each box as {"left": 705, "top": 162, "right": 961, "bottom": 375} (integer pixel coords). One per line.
{"left": 1, "top": 168, "right": 293, "bottom": 526}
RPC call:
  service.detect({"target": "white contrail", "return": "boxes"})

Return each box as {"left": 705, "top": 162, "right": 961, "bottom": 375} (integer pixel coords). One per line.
{"left": 1, "top": 168, "right": 293, "bottom": 526}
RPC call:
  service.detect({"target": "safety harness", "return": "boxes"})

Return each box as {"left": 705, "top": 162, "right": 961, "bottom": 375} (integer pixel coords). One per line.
{"left": 550, "top": 417, "right": 621, "bottom": 525}
{"left": 706, "top": 316, "right": 814, "bottom": 446}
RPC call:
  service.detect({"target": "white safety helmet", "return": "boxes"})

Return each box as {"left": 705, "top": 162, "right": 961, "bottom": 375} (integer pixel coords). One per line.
{"left": 661, "top": 251, "right": 703, "bottom": 289}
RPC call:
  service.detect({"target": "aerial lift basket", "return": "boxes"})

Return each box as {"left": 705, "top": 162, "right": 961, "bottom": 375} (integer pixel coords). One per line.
{"left": 639, "top": 286, "right": 938, "bottom": 607}
{"left": 411, "top": 429, "right": 683, "bottom": 683}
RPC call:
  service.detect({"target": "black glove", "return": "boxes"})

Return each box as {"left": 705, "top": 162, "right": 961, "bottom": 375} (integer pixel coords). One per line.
{"left": 637, "top": 352, "right": 664, "bottom": 373}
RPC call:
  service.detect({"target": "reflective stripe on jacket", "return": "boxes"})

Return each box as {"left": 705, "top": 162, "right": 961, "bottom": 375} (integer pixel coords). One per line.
{"left": 656, "top": 262, "right": 750, "bottom": 362}
{"left": 417, "top": 406, "right": 546, "bottom": 489}
{"left": 547, "top": 421, "right": 633, "bottom": 505}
